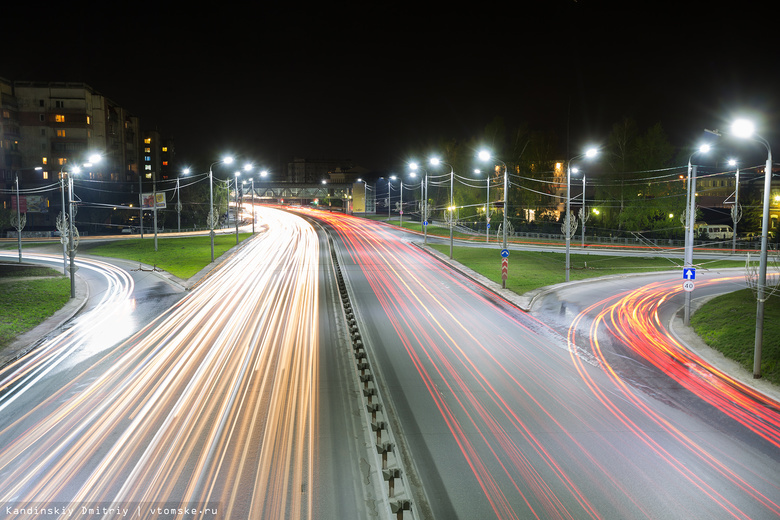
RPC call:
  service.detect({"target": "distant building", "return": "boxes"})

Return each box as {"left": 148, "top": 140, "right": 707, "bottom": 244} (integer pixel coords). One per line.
{"left": 286, "top": 157, "right": 365, "bottom": 184}
{"left": 0, "top": 80, "right": 157, "bottom": 230}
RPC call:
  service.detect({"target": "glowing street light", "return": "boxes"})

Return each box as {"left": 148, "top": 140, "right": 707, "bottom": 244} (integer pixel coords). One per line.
{"left": 731, "top": 118, "right": 773, "bottom": 378}
{"left": 430, "top": 157, "right": 455, "bottom": 258}
{"left": 478, "top": 150, "right": 509, "bottom": 251}
{"left": 209, "top": 156, "right": 233, "bottom": 262}
{"left": 565, "top": 148, "right": 598, "bottom": 282}
{"left": 683, "top": 142, "right": 711, "bottom": 325}
{"left": 409, "top": 162, "right": 429, "bottom": 243}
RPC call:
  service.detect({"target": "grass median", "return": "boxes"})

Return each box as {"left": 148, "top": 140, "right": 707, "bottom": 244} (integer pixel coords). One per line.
{"left": 81, "top": 233, "right": 253, "bottom": 279}
{"left": 0, "top": 264, "right": 70, "bottom": 349}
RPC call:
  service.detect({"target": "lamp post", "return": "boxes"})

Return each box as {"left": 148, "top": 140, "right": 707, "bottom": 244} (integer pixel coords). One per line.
{"left": 431, "top": 157, "right": 455, "bottom": 258}
{"left": 565, "top": 148, "right": 598, "bottom": 281}
{"left": 473, "top": 169, "right": 491, "bottom": 243}
{"left": 65, "top": 154, "right": 101, "bottom": 298}
{"left": 728, "top": 159, "right": 741, "bottom": 253}
{"left": 234, "top": 170, "right": 243, "bottom": 244}
{"left": 683, "top": 144, "right": 711, "bottom": 325}
{"left": 478, "top": 151, "right": 508, "bottom": 249}
{"left": 177, "top": 168, "right": 189, "bottom": 233}
{"left": 409, "top": 163, "right": 429, "bottom": 243}
{"left": 731, "top": 119, "right": 773, "bottom": 378}
{"left": 386, "top": 176, "right": 396, "bottom": 221}
{"left": 208, "top": 156, "right": 233, "bottom": 262}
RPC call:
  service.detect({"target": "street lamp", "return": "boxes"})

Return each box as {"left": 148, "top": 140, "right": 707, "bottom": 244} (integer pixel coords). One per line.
{"left": 478, "top": 150, "right": 508, "bottom": 249}
{"left": 565, "top": 148, "right": 598, "bottom": 281}
{"left": 473, "top": 168, "right": 492, "bottom": 243}
{"left": 731, "top": 118, "right": 773, "bottom": 378}
{"left": 387, "top": 175, "right": 397, "bottom": 220}
{"left": 208, "top": 156, "right": 233, "bottom": 262}
{"left": 177, "top": 168, "right": 189, "bottom": 233}
{"left": 728, "top": 158, "right": 741, "bottom": 253}
{"left": 234, "top": 170, "right": 242, "bottom": 244}
{"left": 430, "top": 157, "right": 455, "bottom": 258}
{"left": 683, "top": 143, "right": 711, "bottom": 325}
{"left": 409, "top": 162, "right": 429, "bottom": 243}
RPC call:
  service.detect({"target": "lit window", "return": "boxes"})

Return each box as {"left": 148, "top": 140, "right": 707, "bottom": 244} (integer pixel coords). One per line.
{"left": 42, "top": 171, "right": 48, "bottom": 180}
{"left": 42, "top": 157, "right": 48, "bottom": 165}
{"left": 161, "top": 147, "right": 168, "bottom": 152}
{"left": 144, "top": 138, "right": 152, "bottom": 144}
{"left": 55, "top": 114, "right": 66, "bottom": 123}
{"left": 57, "top": 129, "right": 66, "bottom": 137}
{"left": 162, "top": 161, "right": 168, "bottom": 166}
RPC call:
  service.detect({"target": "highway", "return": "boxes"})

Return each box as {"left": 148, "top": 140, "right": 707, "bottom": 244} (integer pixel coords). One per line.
{"left": 0, "top": 208, "right": 371, "bottom": 519}
{"left": 0, "top": 207, "right": 777, "bottom": 519}
{"left": 309, "top": 210, "right": 780, "bottom": 519}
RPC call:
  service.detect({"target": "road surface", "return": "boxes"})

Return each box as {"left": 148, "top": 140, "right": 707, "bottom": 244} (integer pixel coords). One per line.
{"left": 310, "top": 210, "right": 780, "bottom": 520}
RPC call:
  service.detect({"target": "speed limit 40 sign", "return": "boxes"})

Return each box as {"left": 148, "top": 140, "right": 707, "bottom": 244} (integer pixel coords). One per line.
{"left": 682, "top": 280, "right": 694, "bottom": 292}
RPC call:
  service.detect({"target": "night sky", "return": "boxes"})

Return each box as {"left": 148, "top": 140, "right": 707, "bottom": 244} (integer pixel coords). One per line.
{"left": 4, "top": 2, "right": 778, "bottom": 173}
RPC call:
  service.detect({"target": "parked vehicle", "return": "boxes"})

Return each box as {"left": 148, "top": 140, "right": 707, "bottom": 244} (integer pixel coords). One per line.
{"left": 695, "top": 224, "right": 733, "bottom": 239}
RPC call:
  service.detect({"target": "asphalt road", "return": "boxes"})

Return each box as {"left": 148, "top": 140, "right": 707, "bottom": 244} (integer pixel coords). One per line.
{"left": 311, "top": 211, "right": 780, "bottom": 520}
{"left": 0, "top": 209, "right": 376, "bottom": 519}
{"left": 1, "top": 210, "right": 778, "bottom": 519}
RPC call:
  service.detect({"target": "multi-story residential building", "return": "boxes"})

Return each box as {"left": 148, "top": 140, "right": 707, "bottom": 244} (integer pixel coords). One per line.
{"left": 2, "top": 80, "right": 148, "bottom": 231}
{"left": 0, "top": 77, "right": 21, "bottom": 208}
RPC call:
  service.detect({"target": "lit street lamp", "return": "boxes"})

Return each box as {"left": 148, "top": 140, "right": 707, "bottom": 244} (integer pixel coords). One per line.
{"left": 683, "top": 143, "right": 711, "bottom": 325}
{"left": 430, "top": 157, "right": 455, "bottom": 258}
{"left": 728, "top": 158, "right": 741, "bottom": 253}
{"left": 177, "top": 168, "right": 189, "bottom": 233}
{"left": 731, "top": 118, "right": 773, "bottom": 378}
{"left": 66, "top": 154, "right": 102, "bottom": 298}
{"left": 209, "top": 156, "right": 234, "bottom": 262}
{"left": 409, "top": 162, "right": 429, "bottom": 244}
{"left": 566, "top": 148, "right": 598, "bottom": 282}
{"left": 478, "top": 151, "right": 509, "bottom": 250}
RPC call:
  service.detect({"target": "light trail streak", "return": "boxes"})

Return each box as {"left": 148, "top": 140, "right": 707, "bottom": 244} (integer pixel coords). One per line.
{"left": 0, "top": 252, "right": 135, "bottom": 411}
{"left": 567, "top": 275, "right": 780, "bottom": 519}
{"left": 305, "top": 210, "right": 780, "bottom": 519}
{"left": 0, "top": 208, "right": 320, "bottom": 519}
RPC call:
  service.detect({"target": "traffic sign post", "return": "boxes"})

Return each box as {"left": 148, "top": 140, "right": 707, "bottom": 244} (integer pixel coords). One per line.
{"left": 501, "top": 249, "right": 509, "bottom": 288}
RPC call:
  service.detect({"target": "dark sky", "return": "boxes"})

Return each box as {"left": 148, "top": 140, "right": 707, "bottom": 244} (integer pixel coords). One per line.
{"left": 5, "top": 2, "right": 778, "bottom": 173}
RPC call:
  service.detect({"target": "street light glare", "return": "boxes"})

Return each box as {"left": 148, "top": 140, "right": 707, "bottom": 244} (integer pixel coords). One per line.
{"left": 478, "top": 150, "right": 491, "bottom": 161}
{"left": 409, "top": 162, "right": 418, "bottom": 170}
{"left": 732, "top": 119, "right": 755, "bottom": 139}
{"left": 223, "top": 156, "right": 234, "bottom": 165}
{"left": 430, "top": 158, "right": 441, "bottom": 166}
{"left": 585, "top": 148, "right": 598, "bottom": 158}
{"left": 699, "top": 144, "right": 711, "bottom": 153}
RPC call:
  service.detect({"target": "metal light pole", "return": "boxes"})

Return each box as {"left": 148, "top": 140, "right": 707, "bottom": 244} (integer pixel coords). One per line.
{"left": 478, "top": 151, "right": 508, "bottom": 249}
{"left": 684, "top": 144, "right": 710, "bottom": 325}
{"left": 731, "top": 119, "right": 773, "bottom": 378}
{"left": 431, "top": 158, "right": 455, "bottom": 258}
{"left": 565, "top": 149, "right": 598, "bottom": 282}
{"left": 234, "top": 171, "right": 241, "bottom": 245}
{"left": 208, "top": 156, "right": 233, "bottom": 262}
{"left": 410, "top": 163, "right": 429, "bottom": 243}
{"left": 729, "top": 159, "right": 741, "bottom": 253}
{"left": 15, "top": 174, "right": 22, "bottom": 263}
{"left": 68, "top": 171, "right": 77, "bottom": 298}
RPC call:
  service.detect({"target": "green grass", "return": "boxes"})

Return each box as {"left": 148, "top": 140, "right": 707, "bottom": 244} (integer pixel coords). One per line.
{"left": 81, "top": 234, "right": 252, "bottom": 279}
{"left": 0, "top": 265, "right": 70, "bottom": 349}
{"left": 690, "top": 289, "right": 780, "bottom": 385}
{"left": 428, "top": 244, "right": 744, "bottom": 294}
